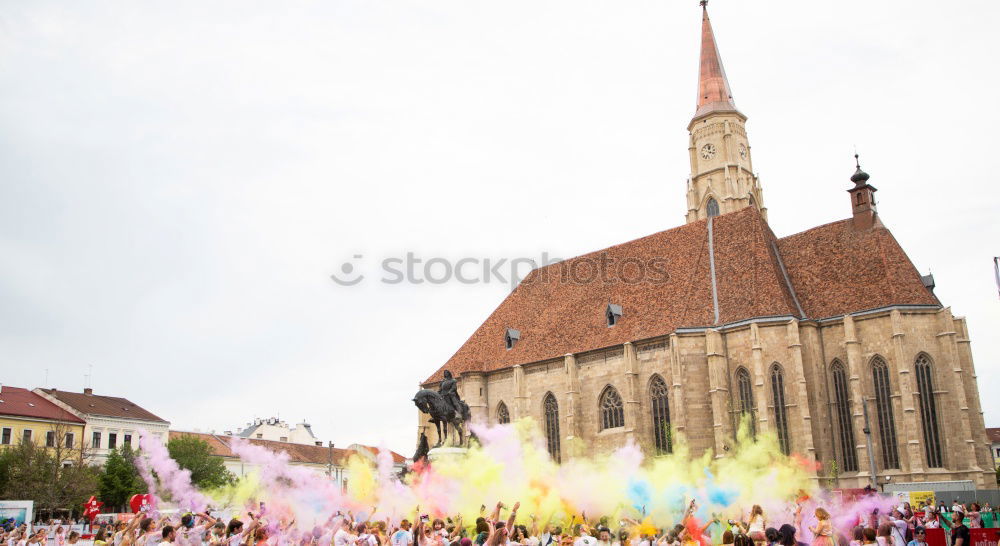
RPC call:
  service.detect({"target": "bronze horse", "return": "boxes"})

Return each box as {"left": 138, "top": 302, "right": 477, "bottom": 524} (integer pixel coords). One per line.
{"left": 413, "top": 389, "right": 470, "bottom": 447}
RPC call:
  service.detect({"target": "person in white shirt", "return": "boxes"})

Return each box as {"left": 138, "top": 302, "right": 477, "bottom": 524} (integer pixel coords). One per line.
{"left": 391, "top": 521, "right": 413, "bottom": 546}
{"left": 887, "top": 512, "right": 907, "bottom": 546}
{"left": 334, "top": 525, "right": 358, "bottom": 546}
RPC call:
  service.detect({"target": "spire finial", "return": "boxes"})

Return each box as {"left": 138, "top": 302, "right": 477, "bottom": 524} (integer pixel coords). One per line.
{"left": 700, "top": 0, "right": 708, "bottom": 8}
{"left": 851, "top": 150, "right": 870, "bottom": 185}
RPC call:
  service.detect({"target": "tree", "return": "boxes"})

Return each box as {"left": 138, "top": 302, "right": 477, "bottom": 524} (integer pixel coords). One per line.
{"left": 99, "top": 445, "right": 145, "bottom": 511}
{"left": 0, "top": 440, "right": 99, "bottom": 515}
{"left": 166, "top": 435, "right": 234, "bottom": 489}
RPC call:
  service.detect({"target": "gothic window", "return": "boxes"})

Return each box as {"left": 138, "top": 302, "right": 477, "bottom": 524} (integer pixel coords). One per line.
{"left": 748, "top": 195, "right": 756, "bottom": 208}
{"left": 649, "top": 375, "right": 672, "bottom": 454}
{"left": 496, "top": 401, "right": 510, "bottom": 425}
{"left": 706, "top": 197, "right": 720, "bottom": 217}
{"left": 831, "top": 360, "right": 858, "bottom": 472}
{"left": 735, "top": 367, "right": 756, "bottom": 436}
{"left": 871, "top": 357, "right": 900, "bottom": 469}
{"left": 915, "top": 354, "right": 943, "bottom": 468}
{"left": 599, "top": 386, "right": 625, "bottom": 430}
{"left": 770, "top": 364, "right": 790, "bottom": 455}
{"left": 543, "top": 393, "right": 561, "bottom": 463}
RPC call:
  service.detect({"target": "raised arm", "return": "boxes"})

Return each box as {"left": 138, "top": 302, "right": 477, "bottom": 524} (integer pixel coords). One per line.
{"left": 506, "top": 503, "right": 520, "bottom": 531}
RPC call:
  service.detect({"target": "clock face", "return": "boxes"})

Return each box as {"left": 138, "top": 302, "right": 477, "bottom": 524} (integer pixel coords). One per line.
{"left": 700, "top": 143, "right": 716, "bottom": 160}
{"left": 739, "top": 143, "right": 748, "bottom": 159}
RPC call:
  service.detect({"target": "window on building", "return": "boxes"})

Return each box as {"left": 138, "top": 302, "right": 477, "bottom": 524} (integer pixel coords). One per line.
{"left": 872, "top": 357, "right": 900, "bottom": 470}
{"left": 0, "top": 428, "right": 10, "bottom": 445}
{"left": 543, "top": 393, "right": 561, "bottom": 463}
{"left": 504, "top": 328, "right": 520, "bottom": 350}
{"left": 92, "top": 431, "right": 102, "bottom": 449}
{"left": 65, "top": 433, "right": 75, "bottom": 449}
{"left": 46, "top": 431, "right": 56, "bottom": 448}
{"left": 734, "top": 367, "right": 756, "bottom": 437}
{"left": 22, "top": 430, "right": 32, "bottom": 444}
{"left": 599, "top": 386, "right": 625, "bottom": 430}
{"left": 108, "top": 433, "right": 117, "bottom": 450}
{"left": 497, "top": 401, "right": 510, "bottom": 424}
{"left": 830, "top": 360, "right": 858, "bottom": 472}
{"left": 123, "top": 434, "right": 131, "bottom": 447}
{"left": 914, "top": 354, "right": 943, "bottom": 468}
{"left": 606, "top": 304, "right": 622, "bottom": 327}
{"left": 256, "top": 433, "right": 263, "bottom": 439}
{"left": 649, "top": 375, "right": 672, "bottom": 454}
{"left": 770, "top": 364, "right": 790, "bottom": 455}
{"left": 279, "top": 437, "right": 288, "bottom": 442}
{"left": 706, "top": 198, "right": 720, "bottom": 217}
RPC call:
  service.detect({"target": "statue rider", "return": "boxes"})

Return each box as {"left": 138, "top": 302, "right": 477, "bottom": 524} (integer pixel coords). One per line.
{"left": 438, "top": 370, "right": 463, "bottom": 418}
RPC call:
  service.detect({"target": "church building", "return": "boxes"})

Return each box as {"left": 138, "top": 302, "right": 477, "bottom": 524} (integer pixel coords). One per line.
{"left": 420, "top": 3, "right": 996, "bottom": 489}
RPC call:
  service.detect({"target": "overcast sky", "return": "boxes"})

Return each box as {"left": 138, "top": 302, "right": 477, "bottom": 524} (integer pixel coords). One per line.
{"left": 1, "top": 1, "right": 998, "bottom": 456}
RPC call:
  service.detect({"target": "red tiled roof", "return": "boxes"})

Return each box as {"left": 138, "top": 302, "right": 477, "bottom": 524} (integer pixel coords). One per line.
{"left": 39, "top": 388, "right": 167, "bottom": 423}
{"left": 987, "top": 428, "right": 1000, "bottom": 443}
{"left": 423, "top": 208, "right": 938, "bottom": 384}
{"left": 0, "top": 386, "right": 86, "bottom": 423}
{"left": 777, "top": 218, "right": 938, "bottom": 319}
{"left": 168, "top": 431, "right": 407, "bottom": 466}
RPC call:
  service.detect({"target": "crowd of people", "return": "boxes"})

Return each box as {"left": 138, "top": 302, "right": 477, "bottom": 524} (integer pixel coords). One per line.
{"left": 3, "top": 499, "right": 996, "bottom": 546}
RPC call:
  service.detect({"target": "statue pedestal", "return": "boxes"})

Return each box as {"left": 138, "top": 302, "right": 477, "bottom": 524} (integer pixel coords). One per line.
{"left": 427, "top": 446, "right": 468, "bottom": 462}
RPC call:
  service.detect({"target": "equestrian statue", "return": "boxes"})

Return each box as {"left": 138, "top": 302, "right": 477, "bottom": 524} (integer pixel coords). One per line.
{"left": 413, "top": 370, "right": 471, "bottom": 447}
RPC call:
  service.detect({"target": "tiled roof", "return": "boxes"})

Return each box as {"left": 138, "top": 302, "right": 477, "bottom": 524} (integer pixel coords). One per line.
{"left": 0, "top": 386, "right": 86, "bottom": 423}
{"left": 168, "top": 431, "right": 407, "bottom": 466}
{"left": 423, "top": 208, "right": 938, "bottom": 384}
{"left": 776, "top": 218, "right": 939, "bottom": 319}
{"left": 987, "top": 428, "right": 1000, "bottom": 443}
{"left": 39, "top": 388, "right": 167, "bottom": 423}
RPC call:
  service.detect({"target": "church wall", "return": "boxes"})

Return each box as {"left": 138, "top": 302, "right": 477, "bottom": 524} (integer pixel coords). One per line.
{"left": 675, "top": 334, "right": 715, "bottom": 456}
{"left": 424, "top": 309, "right": 994, "bottom": 490}
{"left": 799, "top": 323, "right": 836, "bottom": 480}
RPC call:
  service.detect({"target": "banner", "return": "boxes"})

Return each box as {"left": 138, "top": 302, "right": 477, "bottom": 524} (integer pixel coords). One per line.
{"left": 909, "top": 491, "right": 936, "bottom": 510}
{"left": 0, "top": 501, "right": 33, "bottom": 529}
{"left": 970, "top": 528, "right": 1000, "bottom": 546}
{"left": 924, "top": 528, "right": 946, "bottom": 546}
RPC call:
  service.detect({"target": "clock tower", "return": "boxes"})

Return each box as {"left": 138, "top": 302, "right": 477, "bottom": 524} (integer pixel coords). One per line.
{"left": 685, "top": 1, "right": 766, "bottom": 224}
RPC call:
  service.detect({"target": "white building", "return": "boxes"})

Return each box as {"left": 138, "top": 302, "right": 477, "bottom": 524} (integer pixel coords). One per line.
{"left": 35, "top": 387, "right": 169, "bottom": 465}
{"left": 231, "top": 417, "right": 319, "bottom": 445}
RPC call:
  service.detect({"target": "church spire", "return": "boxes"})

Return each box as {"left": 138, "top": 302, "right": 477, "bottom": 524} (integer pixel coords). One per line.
{"left": 684, "top": 1, "right": 765, "bottom": 224}
{"left": 695, "top": 0, "right": 737, "bottom": 119}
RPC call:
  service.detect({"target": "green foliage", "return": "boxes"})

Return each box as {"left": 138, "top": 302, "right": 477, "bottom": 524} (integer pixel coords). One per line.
{"left": 99, "top": 445, "right": 145, "bottom": 511}
{"left": 166, "top": 435, "right": 234, "bottom": 489}
{"left": 0, "top": 441, "right": 99, "bottom": 513}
